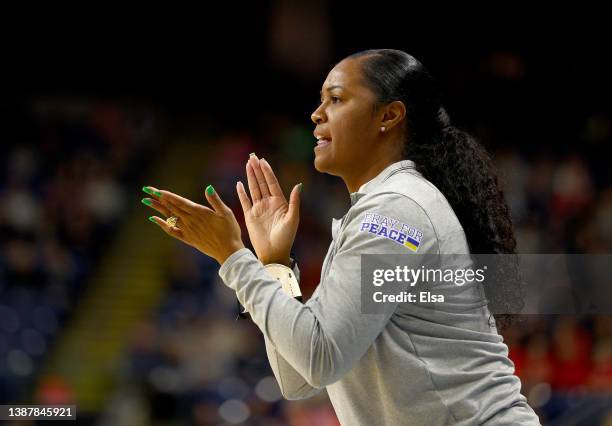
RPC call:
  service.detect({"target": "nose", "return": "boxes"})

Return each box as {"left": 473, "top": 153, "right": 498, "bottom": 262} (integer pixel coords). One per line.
{"left": 311, "top": 103, "right": 326, "bottom": 125}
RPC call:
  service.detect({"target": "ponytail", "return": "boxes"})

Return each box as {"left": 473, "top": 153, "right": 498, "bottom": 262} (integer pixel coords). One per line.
{"left": 348, "top": 49, "right": 523, "bottom": 326}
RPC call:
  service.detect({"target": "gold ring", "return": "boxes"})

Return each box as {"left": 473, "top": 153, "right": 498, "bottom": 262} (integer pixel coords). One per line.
{"left": 166, "top": 216, "right": 179, "bottom": 228}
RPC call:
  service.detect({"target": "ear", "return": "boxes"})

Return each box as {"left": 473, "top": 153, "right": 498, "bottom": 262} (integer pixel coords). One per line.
{"left": 380, "top": 100, "right": 406, "bottom": 132}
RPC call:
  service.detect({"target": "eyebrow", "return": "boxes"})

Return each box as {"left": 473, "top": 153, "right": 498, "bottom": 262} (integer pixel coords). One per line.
{"left": 320, "top": 84, "right": 344, "bottom": 95}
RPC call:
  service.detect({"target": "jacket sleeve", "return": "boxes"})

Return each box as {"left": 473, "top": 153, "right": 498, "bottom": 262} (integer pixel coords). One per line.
{"left": 263, "top": 334, "right": 323, "bottom": 399}
{"left": 263, "top": 261, "right": 323, "bottom": 399}
{"left": 219, "top": 192, "right": 438, "bottom": 389}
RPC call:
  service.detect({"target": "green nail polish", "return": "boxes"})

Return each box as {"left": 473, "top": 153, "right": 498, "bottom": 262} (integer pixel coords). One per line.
{"left": 148, "top": 216, "right": 156, "bottom": 223}
{"left": 142, "top": 186, "right": 162, "bottom": 197}
{"left": 206, "top": 185, "right": 215, "bottom": 195}
{"left": 298, "top": 182, "right": 303, "bottom": 193}
{"left": 141, "top": 198, "right": 152, "bottom": 206}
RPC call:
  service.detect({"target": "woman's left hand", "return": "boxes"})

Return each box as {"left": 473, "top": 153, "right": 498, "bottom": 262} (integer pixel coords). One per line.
{"left": 142, "top": 185, "right": 245, "bottom": 265}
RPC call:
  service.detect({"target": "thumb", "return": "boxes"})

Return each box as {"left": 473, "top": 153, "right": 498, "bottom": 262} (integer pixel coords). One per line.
{"left": 204, "top": 184, "right": 231, "bottom": 215}
{"left": 287, "top": 183, "right": 302, "bottom": 222}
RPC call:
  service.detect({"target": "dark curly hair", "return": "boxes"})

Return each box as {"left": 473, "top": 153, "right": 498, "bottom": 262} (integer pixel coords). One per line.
{"left": 347, "top": 49, "right": 523, "bottom": 327}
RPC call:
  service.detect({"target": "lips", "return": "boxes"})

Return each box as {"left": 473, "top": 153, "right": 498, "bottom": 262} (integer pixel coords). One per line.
{"left": 316, "top": 137, "right": 331, "bottom": 147}
{"left": 314, "top": 131, "right": 332, "bottom": 150}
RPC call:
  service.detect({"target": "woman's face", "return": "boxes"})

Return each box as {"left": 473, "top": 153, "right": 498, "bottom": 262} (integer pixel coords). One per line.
{"left": 311, "top": 58, "right": 381, "bottom": 177}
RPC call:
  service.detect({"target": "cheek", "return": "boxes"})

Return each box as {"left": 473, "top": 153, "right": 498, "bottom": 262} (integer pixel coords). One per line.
{"left": 332, "top": 106, "right": 374, "bottom": 148}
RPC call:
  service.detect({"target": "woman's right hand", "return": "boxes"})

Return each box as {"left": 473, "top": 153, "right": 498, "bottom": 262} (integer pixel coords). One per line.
{"left": 236, "top": 155, "right": 301, "bottom": 266}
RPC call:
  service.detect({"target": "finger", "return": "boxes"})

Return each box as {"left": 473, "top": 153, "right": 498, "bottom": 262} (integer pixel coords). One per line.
{"left": 149, "top": 197, "right": 191, "bottom": 231}
{"left": 236, "top": 181, "right": 252, "bottom": 212}
{"left": 204, "top": 185, "right": 232, "bottom": 215}
{"left": 163, "top": 197, "right": 193, "bottom": 219}
{"left": 246, "top": 161, "right": 262, "bottom": 202}
{"left": 148, "top": 215, "right": 188, "bottom": 242}
{"left": 141, "top": 198, "right": 172, "bottom": 217}
{"left": 287, "top": 183, "right": 302, "bottom": 222}
{"left": 250, "top": 156, "right": 271, "bottom": 198}
{"left": 159, "top": 190, "right": 199, "bottom": 214}
{"left": 143, "top": 185, "right": 193, "bottom": 216}
{"left": 167, "top": 199, "right": 217, "bottom": 233}
{"left": 260, "top": 158, "right": 285, "bottom": 199}
{"left": 143, "top": 185, "right": 163, "bottom": 199}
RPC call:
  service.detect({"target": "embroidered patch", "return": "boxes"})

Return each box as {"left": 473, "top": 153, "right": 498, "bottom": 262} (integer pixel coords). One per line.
{"left": 359, "top": 212, "right": 424, "bottom": 252}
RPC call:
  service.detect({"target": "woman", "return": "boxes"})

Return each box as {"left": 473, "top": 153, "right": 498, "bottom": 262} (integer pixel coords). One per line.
{"left": 142, "top": 49, "right": 540, "bottom": 425}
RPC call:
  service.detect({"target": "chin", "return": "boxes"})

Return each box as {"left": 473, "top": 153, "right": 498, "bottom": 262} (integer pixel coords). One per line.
{"left": 314, "top": 155, "right": 341, "bottom": 176}
{"left": 314, "top": 154, "right": 331, "bottom": 173}
{"left": 313, "top": 156, "right": 325, "bottom": 172}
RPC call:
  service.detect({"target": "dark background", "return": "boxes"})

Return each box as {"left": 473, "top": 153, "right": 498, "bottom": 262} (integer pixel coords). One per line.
{"left": 0, "top": 6, "right": 610, "bottom": 425}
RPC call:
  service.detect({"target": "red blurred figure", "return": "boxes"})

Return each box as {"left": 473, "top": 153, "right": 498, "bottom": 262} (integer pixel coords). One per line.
{"left": 551, "top": 318, "right": 592, "bottom": 390}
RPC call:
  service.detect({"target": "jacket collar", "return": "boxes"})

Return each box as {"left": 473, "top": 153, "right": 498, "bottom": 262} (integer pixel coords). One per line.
{"left": 331, "top": 160, "right": 418, "bottom": 239}
{"left": 349, "top": 159, "right": 417, "bottom": 206}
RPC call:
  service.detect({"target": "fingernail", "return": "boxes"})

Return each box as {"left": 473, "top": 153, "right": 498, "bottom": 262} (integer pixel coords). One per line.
{"left": 249, "top": 152, "right": 257, "bottom": 158}
{"left": 206, "top": 184, "right": 215, "bottom": 195}
{"left": 141, "top": 198, "right": 152, "bottom": 206}
{"left": 298, "top": 182, "right": 303, "bottom": 193}
{"left": 143, "top": 186, "right": 162, "bottom": 197}
{"left": 148, "top": 216, "right": 156, "bottom": 223}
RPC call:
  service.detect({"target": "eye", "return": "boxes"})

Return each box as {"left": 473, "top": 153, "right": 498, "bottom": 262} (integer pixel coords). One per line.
{"left": 317, "top": 95, "right": 341, "bottom": 106}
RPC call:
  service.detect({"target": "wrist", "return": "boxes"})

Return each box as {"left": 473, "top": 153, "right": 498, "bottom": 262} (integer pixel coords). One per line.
{"left": 260, "top": 255, "right": 291, "bottom": 267}
{"left": 216, "top": 241, "right": 246, "bottom": 265}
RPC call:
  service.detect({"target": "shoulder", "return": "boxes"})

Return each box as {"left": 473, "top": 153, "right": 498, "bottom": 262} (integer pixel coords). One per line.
{"left": 382, "top": 170, "right": 454, "bottom": 217}
{"left": 350, "top": 191, "right": 432, "bottom": 228}
{"left": 344, "top": 169, "right": 470, "bottom": 254}
{"left": 341, "top": 191, "right": 439, "bottom": 254}
{"left": 378, "top": 168, "right": 465, "bottom": 239}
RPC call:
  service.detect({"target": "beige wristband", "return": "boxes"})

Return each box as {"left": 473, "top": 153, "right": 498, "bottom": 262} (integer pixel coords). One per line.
{"left": 240, "top": 263, "right": 302, "bottom": 315}
{"left": 264, "top": 263, "right": 302, "bottom": 298}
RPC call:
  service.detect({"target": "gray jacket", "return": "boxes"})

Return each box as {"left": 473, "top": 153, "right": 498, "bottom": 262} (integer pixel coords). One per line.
{"left": 219, "top": 160, "right": 540, "bottom": 425}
